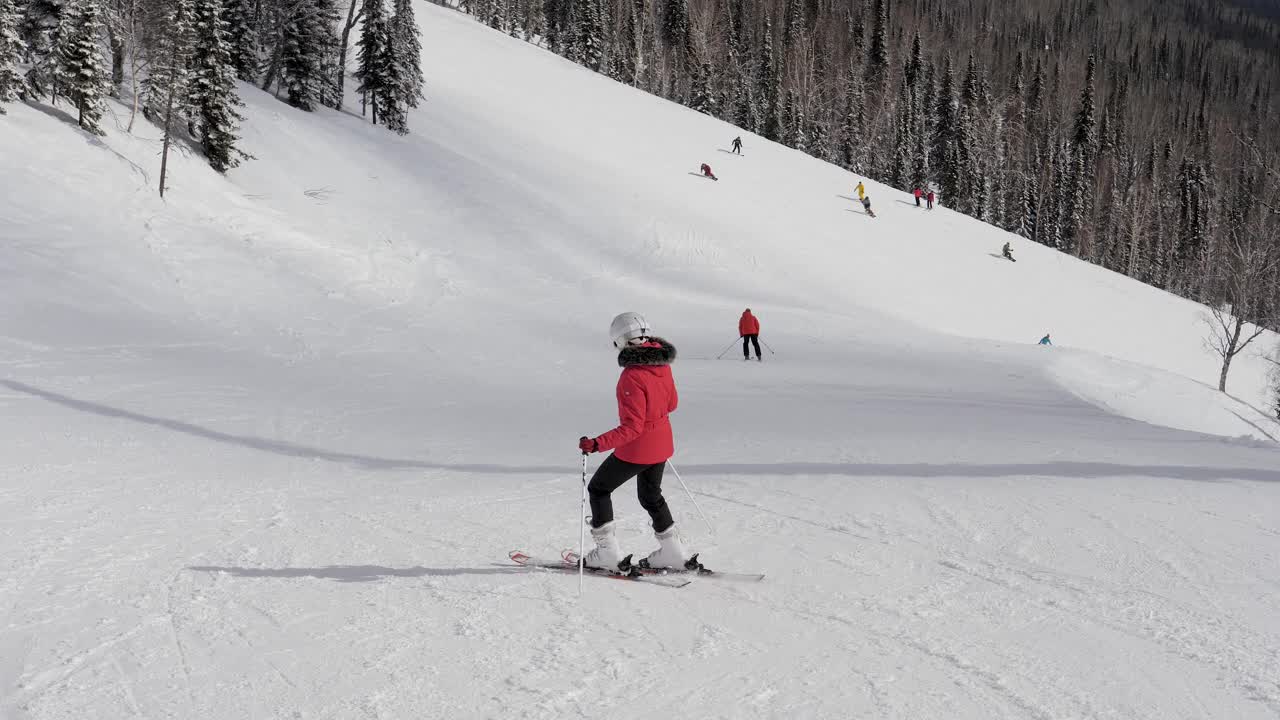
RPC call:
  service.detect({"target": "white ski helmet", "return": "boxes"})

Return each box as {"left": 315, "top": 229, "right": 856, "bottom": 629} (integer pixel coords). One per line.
{"left": 610, "top": 312, "right": 651, "bottom": 348}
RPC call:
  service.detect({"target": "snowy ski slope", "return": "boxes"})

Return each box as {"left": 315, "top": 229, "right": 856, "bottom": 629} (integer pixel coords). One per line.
{"left": 2, "top": 4, "right": 1279, "bottom": 718}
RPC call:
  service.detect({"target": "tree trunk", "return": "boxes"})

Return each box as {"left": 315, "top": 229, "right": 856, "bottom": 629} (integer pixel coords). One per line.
{"left": 126, "top": 43, "right": 141, "bottom": 132}
{"left": 261, "top": 42, "right": 284, "bottom": 93}
{"left": 109, "top": 30, "right": 126, "bottom": 93}
{"left": 334, "top": 0, "right": 361, "bottom": 110}
{"left": 1218, "top": 316, "right": 1243, "bottom": 392}
{"left": 159, "top": 68, "right": 179, "bottom": 197}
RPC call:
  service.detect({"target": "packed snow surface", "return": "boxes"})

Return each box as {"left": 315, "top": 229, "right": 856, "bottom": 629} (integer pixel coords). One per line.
{"left": 2, "top": 4, "right": 1279, "bottom": 719}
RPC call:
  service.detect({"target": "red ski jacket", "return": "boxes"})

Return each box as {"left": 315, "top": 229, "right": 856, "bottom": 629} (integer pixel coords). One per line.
{"left": 739, "top": 311, "right": 760, "bottom": 336}
{"left": 592, "top": 338, "right": 679, "bottom": 465}
{"left": 913, "top": 188, "right": 923, "bottom": 198}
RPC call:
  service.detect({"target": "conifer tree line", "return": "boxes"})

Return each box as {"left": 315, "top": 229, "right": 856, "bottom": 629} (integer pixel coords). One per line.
{"left": 446, "top": 0, "right": 1280, "bottom": 349}
{"left": 0, "top": 0, "right": 424, "bottom": 163}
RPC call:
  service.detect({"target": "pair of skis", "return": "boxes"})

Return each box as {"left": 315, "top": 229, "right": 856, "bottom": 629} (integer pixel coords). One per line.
{"left": 508, "top": 550, "right": 764, "bottom": 589}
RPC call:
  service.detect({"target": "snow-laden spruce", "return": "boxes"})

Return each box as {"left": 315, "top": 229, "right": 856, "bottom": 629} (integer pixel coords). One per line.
{"left": 391, "top": 0, "right": 422, "bottom": 110}
{"left": 280, "top": 0, "right": 337, "bottom": 111}
{"left": 222, "top": 0, "right": 259, "bottom": 82}
{"left": 355, "top": 0, "right": 407, "bottom": 134}
{"left": 0, "top": 0, "right": 25, "bottom": 111}
{"left": 188, "top": 0, "right": 245, "bottom": 173}
{"left": 51, "top": 0, "right": 108, "bottom": 133}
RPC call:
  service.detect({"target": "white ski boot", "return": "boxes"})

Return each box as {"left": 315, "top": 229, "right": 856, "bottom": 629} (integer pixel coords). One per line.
{"left": 644, "top": 524, "right": 690, "bottom": 570}
{"left": 582, "top": 521, "right": 624, "bottom": 572}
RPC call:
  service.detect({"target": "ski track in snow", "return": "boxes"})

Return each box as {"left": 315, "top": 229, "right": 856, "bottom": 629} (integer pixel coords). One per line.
{"left": 3, "top": 2, "right": 1280, "bottom": 718}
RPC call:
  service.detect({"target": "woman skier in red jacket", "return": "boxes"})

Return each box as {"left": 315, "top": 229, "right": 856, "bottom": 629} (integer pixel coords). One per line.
{"left": 739, "top": 308, "right": 762, "bottom": 361}
{"left": 577, "top": 312, "right": 688, "bottom": 571}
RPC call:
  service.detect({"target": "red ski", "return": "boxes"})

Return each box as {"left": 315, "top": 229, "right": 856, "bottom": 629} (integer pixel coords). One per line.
{"left": 508, "top": 551, "right": 691, "bottom": 588}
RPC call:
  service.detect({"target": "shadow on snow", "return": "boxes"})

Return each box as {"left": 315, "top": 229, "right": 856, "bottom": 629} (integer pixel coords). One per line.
{"left": 188, "top": 564, "right": 522, "bottom": 582}
{"left": 5, "top": 378, "right": 1278, "bottom": 482}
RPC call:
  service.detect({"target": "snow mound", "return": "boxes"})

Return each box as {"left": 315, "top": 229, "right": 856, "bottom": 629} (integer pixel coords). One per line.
{"left": 1046, "top": 350, "right": 1280, "bottom": 442}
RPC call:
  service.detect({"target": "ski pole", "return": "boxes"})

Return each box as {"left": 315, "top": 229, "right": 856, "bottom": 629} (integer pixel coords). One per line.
{"left": 666, "top": 460, "right": 714, "bottom": 536}
{"left": 762, "top": 339, "right": 776, "bottom": 355}
{"left": 715, "top": 338, "right": 739, "bottom": 359}
{"left": 579, "top": 452, "right": 587, "bottom": 595}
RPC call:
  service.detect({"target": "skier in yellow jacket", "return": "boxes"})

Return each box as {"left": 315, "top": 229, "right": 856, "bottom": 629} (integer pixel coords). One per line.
{"left": 855, "top": 181, "right": 866, "bottom": 200}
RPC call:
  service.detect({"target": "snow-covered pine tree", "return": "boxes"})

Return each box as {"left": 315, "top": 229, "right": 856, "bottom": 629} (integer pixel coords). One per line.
{"left": 1063, "top": 53, "right": 1097, "bottom": 257}
{"left": 377, "top": 42, "right": 406, "bottom": 134}
{"left": 660, "top": 0, "right": 685, "bottom": 51}
{"left": 781, "top": 0, "right": 802, "bottom": 52}
{"left": 17, "top": 0, "right": 58, "bottom": 70}
{"left": 52, "top": 0, "right": 108, "bottom": 134}
{"left": 0, "top": 0, "right": 26, "bottom": 110}
{"left": 391, "top": 0, "right": 423, "bottom": 110}
{"left": 542, "top": 0, "right": 566, "bottom": 55}
{"left": 809, "top": 112, "right": 831, "bottom": 163}
{"left": 731, "top": 66, "right": 756, "bottom": 132}
{"left": 280, "top": 0, "right": 328, "bottom": 111}
{"left": 506, "top": 0, "right": 522, "bottom": 37}
{"left": 1018, "top": 183, "right": 1037, "bottom": 240}
{"left": 312, "top": 0, "right": 341, "bottom": 108}
{"left": 889, "top": 77, "right": 911, "bottom": 187}
{"left": 839, "top": 69, "right": 866, "bottom": 172}
{"left": 786, "top": 88, "right": 805, "bottom": 151}
{"left": 1047, "top": 140, "right": 1069, "bottom": 250}
{"left": 355, "top": 0, "right": 388, "bottom": 122}
{"left": 574, "top": 0, "right": 604, "bottom": 72}
{"left": 355, "top": 0, "right": 404, "bottom": 133}
{"left": 688, "top": 50, "right": 712, "bottom": 114}
{"left": 910, "top": 116, "right": 929, "bottom": 191}
{"left": 636, "top": 0, "right": 655, "bottom": 91}
{"left": 904, "top": 30, "right": 922, "bottom": 88}
{"left": 847, "top": 0, "right": 865, "bottom": 51}
{"left": 610, "top": 0, "right": 636, "bottom": 84}
{"left": 933, "top": 54, "right": 959, "bottom": 206}
{"left": 863, "top": 0, "right": 888, "bottom": 105}
{"left": 222, "top": 0, "right": 258, "bottom": 81}
{"left": 758, "top": 17, "right": 780, "bottom": 141}
{"left": 188, "top": 0, "right": 244, "bottom": 172}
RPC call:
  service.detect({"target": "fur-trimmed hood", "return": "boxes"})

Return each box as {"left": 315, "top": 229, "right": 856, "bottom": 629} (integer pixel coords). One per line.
{"left": 617, "top": 337, "right": 677, "bottom": 367}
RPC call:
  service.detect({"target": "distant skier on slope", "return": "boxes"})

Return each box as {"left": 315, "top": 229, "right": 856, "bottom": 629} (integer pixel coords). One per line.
{"left": 1002, "top": 242, "right": 1016, "bottom": 262}
{"left": 926, "top": 190, "right": 936, "bottom": 210}
{"left": 739, "top": 308, "right": 762, "bottom": 361}
{"left": 913, "top": 187, "right": 923, "bottom": 207}
{"left": 700, "top": 163, "right": 718, "bottom": 180}
{"left": 1039, "top": 333, "right": 1052, "bottom": 346}
{"left": 731, "top": 136, "right": 743, "bottom": 154}
{"left": 861, "top": 194, "right": 876, "bottom": 218}
{"left": 577, "top": 313, "right": 691, "bottom": 572}
{"left": 856, "top": 181, "right": 866, "bottom": 200}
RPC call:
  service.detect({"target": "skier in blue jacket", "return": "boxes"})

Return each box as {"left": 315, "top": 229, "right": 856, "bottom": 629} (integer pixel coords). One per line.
{"left": 1039, "top": 334, "right": 1052, "bottom": 346}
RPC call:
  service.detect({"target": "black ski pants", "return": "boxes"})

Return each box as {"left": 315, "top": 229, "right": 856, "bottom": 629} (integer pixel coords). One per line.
{"left": 588, "top": 454, "right": 673, "bottom": 532}
{"left": 742, "top": 334, "right": 762, "bottom": 359}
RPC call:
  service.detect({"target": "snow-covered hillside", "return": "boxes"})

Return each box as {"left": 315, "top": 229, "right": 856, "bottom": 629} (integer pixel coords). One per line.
{"left": 2, "top": 4, "right": 1279, "bottom": 719}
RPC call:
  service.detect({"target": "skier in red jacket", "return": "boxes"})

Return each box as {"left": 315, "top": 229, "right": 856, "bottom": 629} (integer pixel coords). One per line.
{"left": 577, "top": 312, "right": 688, "bottom": 571}
{"left": 739, "top": 308, "right": 762, "bottom": 361}
{"left": 700, "top": 163, "right": 718, "bottom": 181}
{"left": 913, "top": 187, "right": 923, "bottom": 207}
